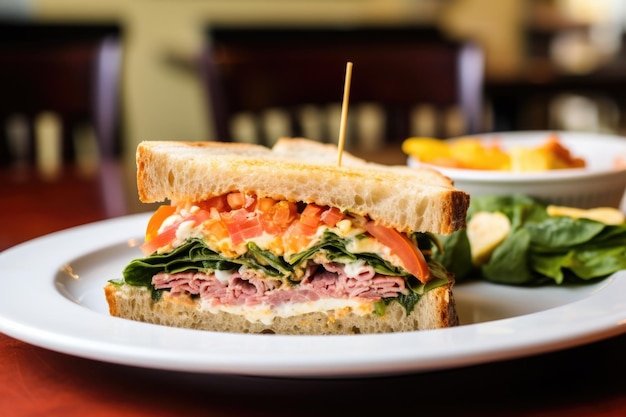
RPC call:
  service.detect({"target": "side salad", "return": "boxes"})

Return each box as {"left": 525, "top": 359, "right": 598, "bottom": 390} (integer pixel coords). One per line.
{"left": 434, "top": 194, "right": 626, "bottom": 286}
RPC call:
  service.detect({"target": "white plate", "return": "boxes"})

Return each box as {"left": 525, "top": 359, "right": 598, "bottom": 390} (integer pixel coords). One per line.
{"left": 407, "top": 131, "right": 626, "bottom": 209}
{"left": 0, "top": 213, "right": 625, "bottom": 378}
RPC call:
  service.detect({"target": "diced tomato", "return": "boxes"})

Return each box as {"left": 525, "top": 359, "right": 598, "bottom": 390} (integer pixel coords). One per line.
{"left": 273, "top": 201, "right": 298, "bottom": 225}
{"left": 256, "top": 197, "right": 277, "bottom": 213}
{"left": 204, "top": 219, "right": 229, "bottom": 240}
{"left": 296, "top": 218, "right": 319, "bottom": 236}
{"left": 282, "top": 222, "right": 315, "bottom": 253}
{"left": 300, "top": 210, "right": 321, "bottom": 227}
{"left": 365, "top": 221, "right": 431, "bottom": 283}
{"left": 140, "top": 222, "right": 178, "bottom": 255}
{"left": 293, "top": 221, "right": 317, "bottom": 237}
{"left": 239, "top": 217, "right": 264, "bottom": 240}
{"left": 229, "top": 208, "right": 249, "bottom": 222}
{"left": 259, "top": 218, "right": 280, "bottom": 235}
{"left": 297, "top": 203, "right": 323, "bottom": 235}
{"left": 196, "top": 195, "right": 228, "bottom": 212}
{"left": 223, "top": 209, "right": 264, "bottom": 245}
{"left": 186, "top": 209, "right": 211, "bottom": 226}
{"left": 320, "top": 207, "right": 345, "bottom": 227}
{"left": 301, "top": 203, "right": 323, "bottom": 217}
{"left": 145, "top": 205, "right": 177, "bottom": 241}
{"left": 260, "top": 200, "right": 297, "bottom": 235}
{"left": 226, "top": 192, "right": 247, "bottom": 210}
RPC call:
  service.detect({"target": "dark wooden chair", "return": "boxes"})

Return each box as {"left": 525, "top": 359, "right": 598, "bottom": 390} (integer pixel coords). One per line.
{"left": 0, "top": 22, "right": 126, "bottom": 217}
{"left": 200, "top": 26, "right": 484, "bottom": 156}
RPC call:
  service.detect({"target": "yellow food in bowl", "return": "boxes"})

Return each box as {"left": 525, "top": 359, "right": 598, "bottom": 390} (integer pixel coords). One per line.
{"left": 402, "top": 133, "right": 586, "bottom": 172}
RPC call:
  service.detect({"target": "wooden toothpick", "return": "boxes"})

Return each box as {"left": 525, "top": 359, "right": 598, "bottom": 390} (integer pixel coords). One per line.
{"left": 337, "top": 61, "right": 353, "bottom": 167}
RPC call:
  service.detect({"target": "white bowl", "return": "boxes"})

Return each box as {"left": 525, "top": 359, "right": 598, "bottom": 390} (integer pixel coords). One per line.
{"left": 407, "top": 131, "right": 626, "bottom": 210}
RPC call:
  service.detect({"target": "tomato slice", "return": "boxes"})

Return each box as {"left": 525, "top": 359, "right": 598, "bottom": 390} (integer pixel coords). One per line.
{"left": 141, "top": 222, "right": 178, "bottom": 255}
{"left": 365, "top": 221, "right": 431, "bottom": 283}
{"left": 142, "top": 206, "right": 211, "bottom": 255}
{"left": 145, "top": 205, "right": 177, "bottom": 241}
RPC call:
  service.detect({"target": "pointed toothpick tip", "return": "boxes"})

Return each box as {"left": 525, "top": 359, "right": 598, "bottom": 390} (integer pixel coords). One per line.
{"left": 337, "top": 61, "right": 353, "bottom": 167}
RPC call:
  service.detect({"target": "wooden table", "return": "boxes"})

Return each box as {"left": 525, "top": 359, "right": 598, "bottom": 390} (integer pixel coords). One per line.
{"left": 1, "top": 166, "right": 625, "bottom": 417}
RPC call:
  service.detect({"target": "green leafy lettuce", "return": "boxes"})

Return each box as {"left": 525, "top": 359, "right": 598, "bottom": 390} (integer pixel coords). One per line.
{"left": 433, "top": 194, "right": 626, "bottom": 286}
{"left": 120, "top": 230, "right": 451, "bottom": 315}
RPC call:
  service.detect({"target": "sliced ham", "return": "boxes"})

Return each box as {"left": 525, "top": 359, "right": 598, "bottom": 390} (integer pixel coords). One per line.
{"left": 151, "top": 262, "right": 407, "bottom": 307}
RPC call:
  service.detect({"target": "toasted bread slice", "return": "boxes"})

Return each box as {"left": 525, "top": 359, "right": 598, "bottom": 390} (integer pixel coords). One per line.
{"left": 136, "top": 139, "right": 469, "bottom": 235}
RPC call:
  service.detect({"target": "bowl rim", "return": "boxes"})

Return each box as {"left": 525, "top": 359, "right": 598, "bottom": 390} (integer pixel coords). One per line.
{"left": 406, "top": 130, "right": 626, "bottom": 183}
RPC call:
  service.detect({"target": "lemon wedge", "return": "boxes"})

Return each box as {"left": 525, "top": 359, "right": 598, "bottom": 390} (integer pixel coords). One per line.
{"left": 547, "top": 205, "right": 625, "bottom": 225}
{"left": 467, "top": 211, "right": 512, "bottom": 266}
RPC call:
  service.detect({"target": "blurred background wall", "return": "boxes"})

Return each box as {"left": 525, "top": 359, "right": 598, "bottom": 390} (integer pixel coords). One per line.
{"left": 1, "top": 0, "right": 525, "bottom": 161}
{"left": 3, "top": 0, "right": 626, "bottom": 208}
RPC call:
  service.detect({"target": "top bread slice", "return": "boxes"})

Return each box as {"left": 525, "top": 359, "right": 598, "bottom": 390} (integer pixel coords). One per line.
{"left": 136, "top": 138, "right": 470, "bottom": 235}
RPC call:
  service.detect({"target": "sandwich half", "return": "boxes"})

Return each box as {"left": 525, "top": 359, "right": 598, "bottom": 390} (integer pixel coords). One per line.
{"left": 105, "top": 138, "right": 470, "bottom": 335}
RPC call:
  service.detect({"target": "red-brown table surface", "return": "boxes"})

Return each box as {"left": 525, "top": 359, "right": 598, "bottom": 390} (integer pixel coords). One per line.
{"left": 1, "top": 166, "right": 625, "bottom": 417}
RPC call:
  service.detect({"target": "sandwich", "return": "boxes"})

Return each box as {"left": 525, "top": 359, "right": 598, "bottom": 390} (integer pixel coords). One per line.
{"left": 105, "top": 138, "right": 470, "bottom": 335}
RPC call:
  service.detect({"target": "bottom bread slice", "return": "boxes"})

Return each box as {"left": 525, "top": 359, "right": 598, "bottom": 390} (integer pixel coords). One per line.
{"left": 104, "top": 283, "right": 458, "bottom": 335}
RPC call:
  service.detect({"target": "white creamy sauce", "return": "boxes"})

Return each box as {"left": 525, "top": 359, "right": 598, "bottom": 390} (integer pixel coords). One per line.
{"left": 213, "top": 269, "right": 234, "bottom": 285}
{"left": 159, "top": 213, "right": 182, "bottom": 231}
{"left": 174, "top": 220, "right": 201, "bottom": 243}
{"left": 342, "top": 259, "right": 367, "bottom": 278}
{"left": 199, "top": 298, "right": 374, "bottom": 325}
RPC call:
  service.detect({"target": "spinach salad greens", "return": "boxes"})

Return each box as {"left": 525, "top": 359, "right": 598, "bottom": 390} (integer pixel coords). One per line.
{"left": 120, "top": 230, "right": 451, "bottom": 315}
{"left": 433, "top": 194, "right": 626, "bottom": 286}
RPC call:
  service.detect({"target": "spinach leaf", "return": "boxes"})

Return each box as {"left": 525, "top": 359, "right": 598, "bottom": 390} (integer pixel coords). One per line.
{"left": 122, "top": 239, "right": 234, "bottom": 287}
{"left": 567, "top": 245, "right": 626, "bottom": 279}
{"left": 377, "top": 274, "right": 449, "bottom": 315}
{"left": 528, "top": 251, "right": 571, "bottom": 284}
{"left": 288, "top": 230, "right": 408, "bottom": 277}
{"left": 466, "top": 195, "right": 626, "bottom": 286}
{"left": 288, "top": 231, "right": 356, "bottom": 266}
{"left": 481, "top": 228, "right": 535, "bottom": 284}
{"left": 387, "top": 292, "right": 420, "bottom": 315}
{"left": 432, "top": 229, "right": 474, "bottom": 281}
{"left": 245, "top": 242, "right": 293, "bottom": 277}
{"left": 526, "top": 217, "right": 605, "bottom": 248}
